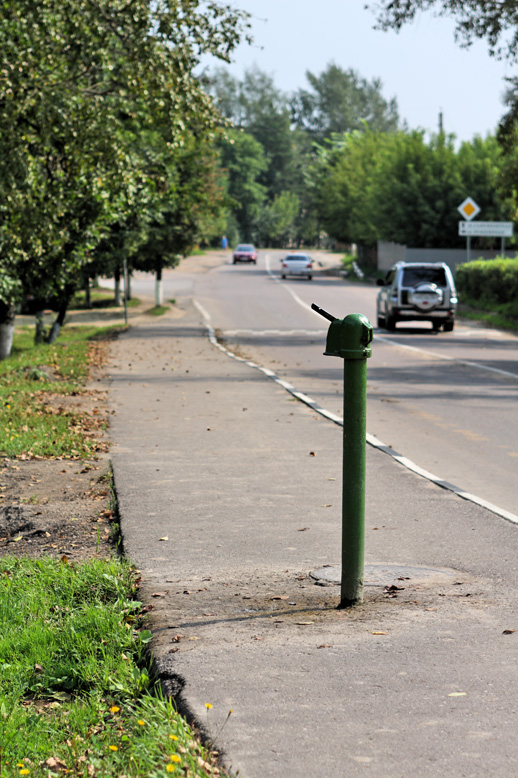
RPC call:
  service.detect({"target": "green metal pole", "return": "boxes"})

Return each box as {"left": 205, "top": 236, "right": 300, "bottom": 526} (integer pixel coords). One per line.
{"left": 340, "top": 356, "right": 367, "bottom": 607}
{"left": 314, "top": 307, "right": 372, "bottom": 609}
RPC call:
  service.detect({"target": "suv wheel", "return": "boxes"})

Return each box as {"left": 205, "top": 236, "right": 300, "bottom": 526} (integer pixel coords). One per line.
{"left": 377, "top": 313, "right": 385, "bottom": 328}
{"left": 385, "top": 314, "right": 397, "bottom": 331}
{"left": 443, "top": 319, "right": 454, "bottom": 332}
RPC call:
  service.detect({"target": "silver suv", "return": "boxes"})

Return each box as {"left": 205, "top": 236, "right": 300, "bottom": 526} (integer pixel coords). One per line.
{"left": 376, "top": 262, "right": 457, "bottom": 332}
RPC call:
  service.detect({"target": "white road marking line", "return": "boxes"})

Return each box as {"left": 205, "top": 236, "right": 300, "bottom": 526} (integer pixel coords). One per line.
{"left": 374, "top": 334, "right": 518, "bottom": 380}
{"left": 223, "top": 329, "right": 327, "bottom": 336}
{"left": 195, "top": 299, "right": 518, "bottom": 526}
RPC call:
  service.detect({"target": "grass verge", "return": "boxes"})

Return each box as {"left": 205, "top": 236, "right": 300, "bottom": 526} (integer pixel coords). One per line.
{"left": 0, "top": 557, "right": 223, "bottom": 777}
{"left": 0, "top": 325, "right": 227, "bottom": 777}
{"left": 70, "top": 290, "right": 141, "bottom": 310}
{"left": 0, "top": 326, "right": 120, "bottom": 459}
{"left": 458, "top": 298, "right": 518, "bottom": 332}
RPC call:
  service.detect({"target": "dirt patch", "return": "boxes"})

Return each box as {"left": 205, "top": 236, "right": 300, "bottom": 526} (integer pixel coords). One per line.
{"left": 0, "top": 338, "right": 117, "bottom": 562}
{"left": 0, "top": 457, "right": 116, "bottom": 561}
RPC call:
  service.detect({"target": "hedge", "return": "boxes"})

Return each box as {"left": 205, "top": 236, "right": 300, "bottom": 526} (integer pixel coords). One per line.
{"left": 455, "top": 256, "right": 518, "bottom": 306}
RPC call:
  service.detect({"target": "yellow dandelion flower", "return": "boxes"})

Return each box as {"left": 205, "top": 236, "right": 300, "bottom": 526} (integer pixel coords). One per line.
{"left": 108, "top": 745, "right": 118, "bottom": 752}
{"left": 205, "top": 703, "right": 213, "bottom": 710}
{"left": 19, "top": 771, "right": 30, "bottom": 776}
{"left": 110, "top": 706, "right": 120, "bottom": 713}
{"left": 166, "top": 765, "right": 176, "bottom": 773}
{"left": 169, "top": 734, "right": 178, "bottom": 740}
{"left": 169, "top": 754, "right": 181, "bottom": 763}
{"left": 137, "top": 719, "right": 145, "bottom": 726}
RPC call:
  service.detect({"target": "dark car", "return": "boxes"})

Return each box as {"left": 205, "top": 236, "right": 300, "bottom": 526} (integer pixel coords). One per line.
{"left": 233, "top": 244, "right": 257, "bottom": 264}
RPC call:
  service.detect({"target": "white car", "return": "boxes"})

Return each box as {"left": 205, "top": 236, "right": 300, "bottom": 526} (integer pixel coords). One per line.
{"left": 280, "top": 253, "right": 313, "bottom": 280}
{"left": 376, "top": 261, "right": 457, "bottom": 331}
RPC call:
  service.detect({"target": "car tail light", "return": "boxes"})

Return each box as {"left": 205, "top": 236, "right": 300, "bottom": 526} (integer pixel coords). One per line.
{"left": 306, "top": 262, "right": 311, "bottom": 268}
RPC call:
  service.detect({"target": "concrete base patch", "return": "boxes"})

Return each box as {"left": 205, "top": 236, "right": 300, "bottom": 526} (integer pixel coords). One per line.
{"left": 311, "top": 562, "right": 457, "bottom": 587}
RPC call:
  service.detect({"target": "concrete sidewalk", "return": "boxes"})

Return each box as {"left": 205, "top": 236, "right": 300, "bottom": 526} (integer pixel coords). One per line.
{"left": 109, "top": 301, "right": 518, "bottom": 778}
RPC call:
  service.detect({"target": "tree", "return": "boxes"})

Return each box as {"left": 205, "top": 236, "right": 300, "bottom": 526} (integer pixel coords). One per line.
{"left": 217, "top": 129, "right": 267, "bottom": 242}
{"left": 206, "top": 66, "right": 300, "bottom": 201}
{"left": 372, "top": 1, "right": 518, "bottom": 61}
{"left": 0, "top": 0, "right": 249, "bottom": 353}
{"left": 313, "top": 128, "right": 505, "bottom": 252}
{"left": 291, "top": 63, "right": 401, "bottom": 142}
{"left": 132, "top": 132, "right": 227, "bottom": 304}
{"left": 256, "top": 191, "right": 300, "bottom": 247}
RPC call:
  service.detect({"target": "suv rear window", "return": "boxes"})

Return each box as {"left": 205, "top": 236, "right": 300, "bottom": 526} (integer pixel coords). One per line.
{"left": 402, "top": 267, "right": 447, "bottom": 286}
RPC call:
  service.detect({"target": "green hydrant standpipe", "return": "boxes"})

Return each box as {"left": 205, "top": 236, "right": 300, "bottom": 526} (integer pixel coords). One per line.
{"left": 312, "top": 305, "right": 373, "bottom": 608}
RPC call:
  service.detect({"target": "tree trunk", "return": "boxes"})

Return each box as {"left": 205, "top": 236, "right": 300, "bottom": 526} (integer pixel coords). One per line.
{"left": 114, "top": 265, "right": 122, "bottom": 306}
{"left": 46, "top": 297, "right": 70, "bottom": 344}
{"left": 34, "top": 311, "right": 47, "bottom": 343}
{"left": 84, "top": 279, "right": 91, "bottom": 309}
{"left": 0, "top": 303, "right": 15, "bottom": 360}
{"left": 155, "top": 265, "right": 163, "bottom": 306}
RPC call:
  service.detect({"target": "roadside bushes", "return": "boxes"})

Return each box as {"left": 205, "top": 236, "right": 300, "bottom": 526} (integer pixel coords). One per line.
{"left": 456, "top": 256, "right": 518, "bottom": 306}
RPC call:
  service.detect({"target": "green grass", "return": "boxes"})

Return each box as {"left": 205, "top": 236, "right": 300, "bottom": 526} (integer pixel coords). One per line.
{"left": 458, "top": 297, "right": 518, "bottom": 332}
{"left": 70, "top": 290, "right": 141, "bottom": 310}
{"left": 0, "top": 558, "right": 223, "bottom": 777}
{"left": 144, "top": 305, "right": 169, "bottom": 317}
{"left": 0, "top": 326, "right": 120, "bottom": 459}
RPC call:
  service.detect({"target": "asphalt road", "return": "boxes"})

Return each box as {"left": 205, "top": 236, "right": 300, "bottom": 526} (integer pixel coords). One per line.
{"left": 119, "top": 249, "right": 518, "bottom": 518}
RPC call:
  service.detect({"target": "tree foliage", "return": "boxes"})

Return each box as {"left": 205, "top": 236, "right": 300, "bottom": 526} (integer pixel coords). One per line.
{"left": 0, "top": 0, "right": 249, "bottom": 344}
{"left": 313, "top": 129, "right": 506, "bottom": 249}
{"left": 372, "top": 0, "right": 518, "bottom": 61}
{"left": 205, "top": 63, "right": 402, "bottom": 245}
{"left": 291, "top": 63, "right": 401, "bottom": 142}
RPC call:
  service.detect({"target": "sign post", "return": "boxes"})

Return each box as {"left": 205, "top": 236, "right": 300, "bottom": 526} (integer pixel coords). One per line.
{"left": 457, "top": 197, "right": 481, "bottom": 263}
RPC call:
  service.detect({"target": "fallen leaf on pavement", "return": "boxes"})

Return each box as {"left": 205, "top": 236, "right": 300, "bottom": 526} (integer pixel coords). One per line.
{"left": 371, "top": 631, "right": 387, "bottom": 635}
{"left": 448, "top": 692, "right": 467, "bottom": 697}
{"left": 295, "top": 621, "right": 314, "bottom": 626}
{"left": 152, "top": 592, "right": 168, "bottom": 597}
{"left": 502, "top": 629, "right": 516, "bottom": 635}
{"left": 270, "top": 595, "right": 288, "bottom": 600}
{"left": 159, "top": 535, "right": 168, "bottom": 541}
{"left": 317, "top": 644, "right": 332, "bottom": 649}
{"left": 297, "top": 527, "right": 310, "bottom": 532}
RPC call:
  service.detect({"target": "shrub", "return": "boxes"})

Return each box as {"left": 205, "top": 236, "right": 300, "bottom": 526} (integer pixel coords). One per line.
{"left": 456, "top": 256, "right": 518, "bottom": 306}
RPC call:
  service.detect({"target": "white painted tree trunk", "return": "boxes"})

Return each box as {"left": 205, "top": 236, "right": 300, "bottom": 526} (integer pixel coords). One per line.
{"left": 155, "top": 275, "right": 163, "bottom": 307}
{"left": 0, "top": 319, "right": 15, "bottom": 360}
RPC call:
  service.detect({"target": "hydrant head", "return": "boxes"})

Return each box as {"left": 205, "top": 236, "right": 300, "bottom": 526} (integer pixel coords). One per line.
{"left": 324, "top": 313, "right": 373, "bottom": 359}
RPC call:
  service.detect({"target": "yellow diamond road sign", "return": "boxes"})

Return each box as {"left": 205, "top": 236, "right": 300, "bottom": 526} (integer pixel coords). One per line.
{"left": 458, "top": 197, "right": 481, "bottom": 221}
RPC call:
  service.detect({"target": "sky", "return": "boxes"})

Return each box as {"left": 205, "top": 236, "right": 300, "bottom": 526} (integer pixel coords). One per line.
{"left": 211, "top": 0, "right": 515, "bottom": 142}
